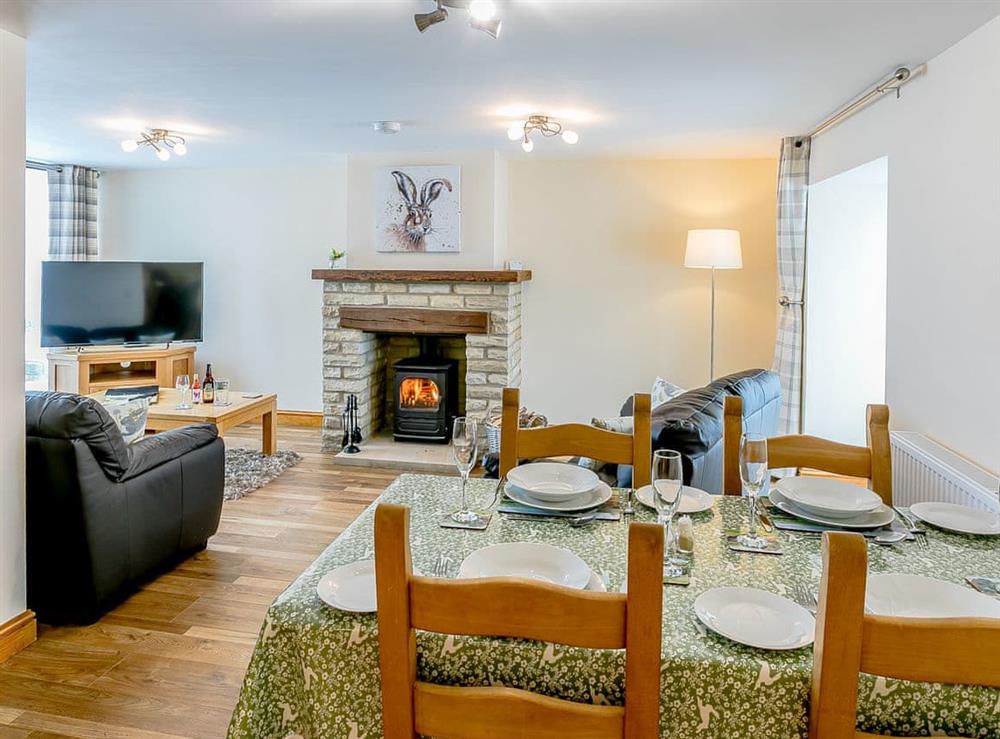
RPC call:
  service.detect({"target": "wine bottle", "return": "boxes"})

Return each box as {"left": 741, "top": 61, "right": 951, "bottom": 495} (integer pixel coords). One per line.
{"left": 192, "top": 373, "right": 202, "bottom": 404}
{"left": 203, "top": 364, "right": 215, "bottom": 404}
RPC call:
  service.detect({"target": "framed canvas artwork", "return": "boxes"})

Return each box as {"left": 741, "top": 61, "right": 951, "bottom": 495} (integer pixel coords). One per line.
{"left": 375, "top": 165, "right": 461, "bottom": 252}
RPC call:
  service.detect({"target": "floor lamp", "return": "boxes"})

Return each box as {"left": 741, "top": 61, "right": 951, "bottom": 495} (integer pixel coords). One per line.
{"left": 685, "top": 229, "right": 743, "bottom": 381}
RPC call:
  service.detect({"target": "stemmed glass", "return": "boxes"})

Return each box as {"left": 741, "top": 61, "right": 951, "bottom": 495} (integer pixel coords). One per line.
{"left": 175, "top": 375, "right": 192, "bottom": 410}
{"left": 737, "top": 432, "right": 770, "bottom": 549}
{"left": 652, "top": 449, "right": 686, "bottom": 577}
{"left": 448, "top": 417, "right": 485, "bottom": 527}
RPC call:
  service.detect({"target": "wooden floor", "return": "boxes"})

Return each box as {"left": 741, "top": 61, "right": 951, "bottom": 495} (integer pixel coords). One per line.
{"left": 0, "top": 425, "right": 401, "bottom": 739}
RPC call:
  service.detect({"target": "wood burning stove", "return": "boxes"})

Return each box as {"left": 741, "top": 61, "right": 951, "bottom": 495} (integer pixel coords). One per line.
{"left": 392, "top": 337, "right": 458, "bottom": 443}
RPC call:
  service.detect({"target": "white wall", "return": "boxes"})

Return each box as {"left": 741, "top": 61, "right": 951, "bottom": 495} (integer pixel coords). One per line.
{"left": 810, "top": 16, "right": 1000, "bottom": 473}
{"left": 0, "top": 26, "right": 26, "bottom": 625}
{"left": 507, "top": 158, "right": 778, "bottom": 422}
{"left": 803, "top": 157, "right": 887, "bottom": 446}
{"left": 100, "top": 164, "right": 348, "bottom": 411}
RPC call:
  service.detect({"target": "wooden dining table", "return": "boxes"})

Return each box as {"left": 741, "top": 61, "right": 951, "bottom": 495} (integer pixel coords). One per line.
{"left": 227, "top": 474, "right": 1000, "bottom": 738}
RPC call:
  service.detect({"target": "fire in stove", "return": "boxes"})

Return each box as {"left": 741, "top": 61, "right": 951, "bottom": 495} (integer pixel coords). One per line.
{"left": 399, "top": 377, "right": 441, "bottom": 409}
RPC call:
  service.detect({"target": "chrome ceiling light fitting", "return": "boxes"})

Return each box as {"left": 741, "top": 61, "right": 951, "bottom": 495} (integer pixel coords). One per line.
{"left": 120, "top": 128, "right": 187, "bottom": 161}
{"left": 414, "top": 0, "right": 501, "bottom": 39}
{"left": 506, "top": 115, "right": 579, "bottom": 153}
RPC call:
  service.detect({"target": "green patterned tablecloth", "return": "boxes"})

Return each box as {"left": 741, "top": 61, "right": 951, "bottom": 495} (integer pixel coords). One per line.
{"left": 228, "top": 474, "right": 1000, "bottom": 738}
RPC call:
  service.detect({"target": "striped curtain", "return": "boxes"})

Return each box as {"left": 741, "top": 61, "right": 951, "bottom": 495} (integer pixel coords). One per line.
{"left": 48, "top": 165, "right": 99, "bottom": 260}
{"left": 771, "top": 136, "right": 811, "bottom": 434}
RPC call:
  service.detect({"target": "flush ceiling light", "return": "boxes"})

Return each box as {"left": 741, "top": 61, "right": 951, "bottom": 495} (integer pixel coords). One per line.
{"left": 373, "top": 120, "right": 402, "bottom": 134}
{"left": 507, "top": 115, "right": 580, "bottom": 153}
{"left": 120, "top": 128, "right": 187, "bottom": 161}
{"left": 414, "top": 0, "right": 502, "bottom": 39}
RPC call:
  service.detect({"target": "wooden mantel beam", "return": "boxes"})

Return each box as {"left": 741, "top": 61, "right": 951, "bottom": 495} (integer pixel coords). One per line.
{"left": 312, "top": 269, "right": 531, "bottom": 284}
{"left": 339, "top": 307, "right": 490, "bottom": 335}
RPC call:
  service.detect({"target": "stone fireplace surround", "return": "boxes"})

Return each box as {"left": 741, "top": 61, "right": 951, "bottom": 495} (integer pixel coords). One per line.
{"left": 312, "top": 269, "right": 531, "bottom": 451}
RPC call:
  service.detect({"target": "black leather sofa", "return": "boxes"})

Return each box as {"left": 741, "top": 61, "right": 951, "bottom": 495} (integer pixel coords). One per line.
{"left": 617, "top": 369, "right": 781, "bottom": 493}
{"left": 25, "top": 391, "right": 225, "bottom": 624}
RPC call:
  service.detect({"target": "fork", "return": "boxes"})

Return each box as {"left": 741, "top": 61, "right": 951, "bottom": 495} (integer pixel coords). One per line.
{"left": 432, "top": 553, "right": 452, "bottom": 578}
{"left": 791, "top": 582, "right": 818, "bottom": 614}
{"left": 893, "top": 506, "right": 929, "bottom": 547}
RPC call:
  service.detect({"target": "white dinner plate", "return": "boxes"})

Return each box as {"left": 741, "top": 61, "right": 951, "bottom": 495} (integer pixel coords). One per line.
{"left": 776, "top": 477, "right": 883, "bottom": 519}
{"left": 908, "top": 502, "right": 1000, "bottom": 536}
{"left": 770, "top": 487, "right": 895, "bottom": 530}
{"left": 866, "top": 574, "right": 1000, "bottom": 618}
{"left": 458, "top": 542, "right": 592, "bottom": 589}
{"left": 506, "top": 462, "right": 600, "bottom": 502}
{"left": 317, "top": 560, "right": 377, "bottom": 613}
{"left": 505, "top": 480, "right": 613, "bottom": 512}
{"left": 694, "top": 587, "right": 815, "bottom": 650}
{"left": 635, "top": 485, "right": 714, "bottom": 514}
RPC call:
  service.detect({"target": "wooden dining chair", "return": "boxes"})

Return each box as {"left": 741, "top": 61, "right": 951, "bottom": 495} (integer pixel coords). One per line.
{"left": 810, "top": 531, "right": 1000, "bottom": 738}
{"left": 499, "top": 387, "right": 652, "bottom": 489}
{"left": 374, "top": 503, "right": 664, "bottom": 739}
{"left": 722, "top": 395, "right": 892, "bottom": 504}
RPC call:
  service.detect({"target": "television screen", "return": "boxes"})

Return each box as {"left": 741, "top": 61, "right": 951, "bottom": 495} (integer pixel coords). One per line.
{"left": 41, "top": 261, "right": 204, "bottom": 347}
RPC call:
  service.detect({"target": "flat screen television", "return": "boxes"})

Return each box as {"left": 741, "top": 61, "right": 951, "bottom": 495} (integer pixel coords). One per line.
{"left": 41, "top": 261, "right": 204, "bottom": 348}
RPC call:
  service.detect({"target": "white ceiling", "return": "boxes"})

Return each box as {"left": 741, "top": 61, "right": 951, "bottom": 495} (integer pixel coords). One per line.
{"left": 16, "top": 0, "right": 1000, "bottom": 169}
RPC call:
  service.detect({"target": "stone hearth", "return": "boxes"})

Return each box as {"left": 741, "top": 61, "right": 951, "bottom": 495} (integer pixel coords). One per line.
{"left": 313, "top": 269, "right": 531, "bottom": 452}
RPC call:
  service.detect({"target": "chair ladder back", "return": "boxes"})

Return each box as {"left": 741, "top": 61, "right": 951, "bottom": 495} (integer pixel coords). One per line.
{"left": 374, "top": 503, "right": 419, "bottom": 738}
{"left": 865, "top": 404, "right": 892, "bottom": 504}
{"left": 860, "top": 617, "right": 1000, "bottom": 689}
{"left": 723, "top": 395, "right": 743, "bottom": 495}
{"left": 499, "top": 388, "right": 652, "bottom": 488}
{"left": 809, "top": 532, "right": 868, "bottom": 739}
{"left": 375, "top": 503, "right": 664, "bottom": 739}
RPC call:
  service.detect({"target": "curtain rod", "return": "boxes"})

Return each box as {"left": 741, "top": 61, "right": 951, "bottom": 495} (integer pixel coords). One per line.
{"left": 26, "top": 159, "right": 62, "bottom": 173}
{"left": 807, "top": 64, "right": 927, "bottom": 139}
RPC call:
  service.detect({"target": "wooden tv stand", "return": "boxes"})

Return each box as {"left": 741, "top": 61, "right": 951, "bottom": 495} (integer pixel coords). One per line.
{"left": 47, "top": 345, "right": 196, "bottom": 395}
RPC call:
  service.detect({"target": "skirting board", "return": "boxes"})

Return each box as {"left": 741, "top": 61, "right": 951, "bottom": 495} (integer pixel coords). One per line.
{"left": 0, "top": 610, "right": 36, "bottom": 663}
{"left": 277, "top": 410, "right": 323, "bottom": 428}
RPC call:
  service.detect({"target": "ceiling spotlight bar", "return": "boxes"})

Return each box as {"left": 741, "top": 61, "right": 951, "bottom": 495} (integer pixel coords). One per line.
{"left": 414, "top": 0, "right": 501, "bottom": 39}
{"left": 120, "top": 128, "right": 187, "bottom": 161}
{"left": 506, "top": 115, "right": 580, "bottom": 153}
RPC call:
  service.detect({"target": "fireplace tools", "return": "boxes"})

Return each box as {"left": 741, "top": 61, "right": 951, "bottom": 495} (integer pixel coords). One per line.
{"left": 341, "top": 394, "right": 362, "bottom": 454}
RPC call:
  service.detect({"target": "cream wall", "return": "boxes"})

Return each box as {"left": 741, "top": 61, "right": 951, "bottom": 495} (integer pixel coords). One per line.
{"left": 0, "top": 27, "right": 26, "bottom": 625}
{"left": 100, "top": 155, "right": 778, "bottom": 422}
{"left": 810, "top": 16, "right": 1000, "bottom": 473}
{"left": 507, "top": 158, "right": 778, "bottom": 422}
{"left": 100, "top": 164, "right": 348, "bottom": 412}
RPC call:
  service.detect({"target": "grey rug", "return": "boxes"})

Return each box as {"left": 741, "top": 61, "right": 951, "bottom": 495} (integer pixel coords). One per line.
{"left": 225, "top": 447, "right": 302, "bottom": 501}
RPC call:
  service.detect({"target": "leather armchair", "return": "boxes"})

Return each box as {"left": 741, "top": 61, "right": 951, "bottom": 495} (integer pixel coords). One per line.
{"left": 617, "top": 369, "right": 781, "bottom": 493}
{"left": 25, "top": 391, "right": 225, "bottom": 624}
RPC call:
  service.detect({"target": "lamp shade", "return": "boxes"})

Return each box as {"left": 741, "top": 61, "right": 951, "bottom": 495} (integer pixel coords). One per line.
{"left": 684, "top": 229, "right": 743, "bottom": 269}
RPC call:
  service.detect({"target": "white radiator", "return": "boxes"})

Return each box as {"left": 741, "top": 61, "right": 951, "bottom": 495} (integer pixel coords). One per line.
{"left": 891, "top": 431, "right": 999, "bottom": 512}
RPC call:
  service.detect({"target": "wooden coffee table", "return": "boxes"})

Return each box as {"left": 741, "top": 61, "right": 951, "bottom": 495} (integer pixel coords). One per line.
{"left": 96, "top": 388, "right": 279, "bottom": 455}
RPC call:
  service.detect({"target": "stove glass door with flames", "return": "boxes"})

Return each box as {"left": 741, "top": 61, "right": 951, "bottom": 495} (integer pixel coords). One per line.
{"left": 399, "top": 377, "right": 441, "bottom": 411}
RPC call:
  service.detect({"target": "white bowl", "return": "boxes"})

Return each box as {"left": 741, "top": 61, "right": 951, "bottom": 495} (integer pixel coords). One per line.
{"left": 506, "top": 462, "right": 599, "bottom": 502}
{"left": 776, "top": 477, "right": 882, "bottom": 519}
{"left": 458, "top": 542, "right": 592, "bottom": 589}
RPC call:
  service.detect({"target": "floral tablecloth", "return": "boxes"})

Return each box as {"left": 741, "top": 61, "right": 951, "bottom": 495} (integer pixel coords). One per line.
{"left": 228, "top": 474, "right": 1000, "bottom": 738}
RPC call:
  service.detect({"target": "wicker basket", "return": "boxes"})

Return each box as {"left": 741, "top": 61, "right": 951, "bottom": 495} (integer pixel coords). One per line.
{"left": 484, "top": 406, "right": 547, "bottom": 455}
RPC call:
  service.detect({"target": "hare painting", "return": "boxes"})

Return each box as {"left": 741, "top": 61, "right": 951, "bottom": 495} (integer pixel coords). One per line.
{"left": 376, "top": 165, "right": 461, "bottom": 252}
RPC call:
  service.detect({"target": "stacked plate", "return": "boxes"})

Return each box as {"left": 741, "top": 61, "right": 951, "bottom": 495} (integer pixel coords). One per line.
{"left": 504, "top": 462, "right": 612, "bottom": 513}
{"left": 771, "top": 477, "right": 893, "bottom": 529}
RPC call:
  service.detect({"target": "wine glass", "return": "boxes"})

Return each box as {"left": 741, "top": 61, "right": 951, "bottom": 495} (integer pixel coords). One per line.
{"left": 652, "top": 449, "right": 686, "bottom": 577}
{"left": 737, "top": 432, "right": 770, "bottom": 549}
{"left": 175, "top": 375, "right": 192, "bottom": 410}
{"left": 448, "top": 417, "right": 484, "bottom": 527}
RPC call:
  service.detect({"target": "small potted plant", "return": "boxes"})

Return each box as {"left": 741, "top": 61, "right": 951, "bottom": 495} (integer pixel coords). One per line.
{"left": 328, "top": 248, "right": 347, "bottom": 269}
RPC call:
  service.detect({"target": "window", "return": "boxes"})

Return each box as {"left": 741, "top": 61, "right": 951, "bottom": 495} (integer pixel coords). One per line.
{"left": 25, "top": 167, "right": 48, "bottom": 390}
